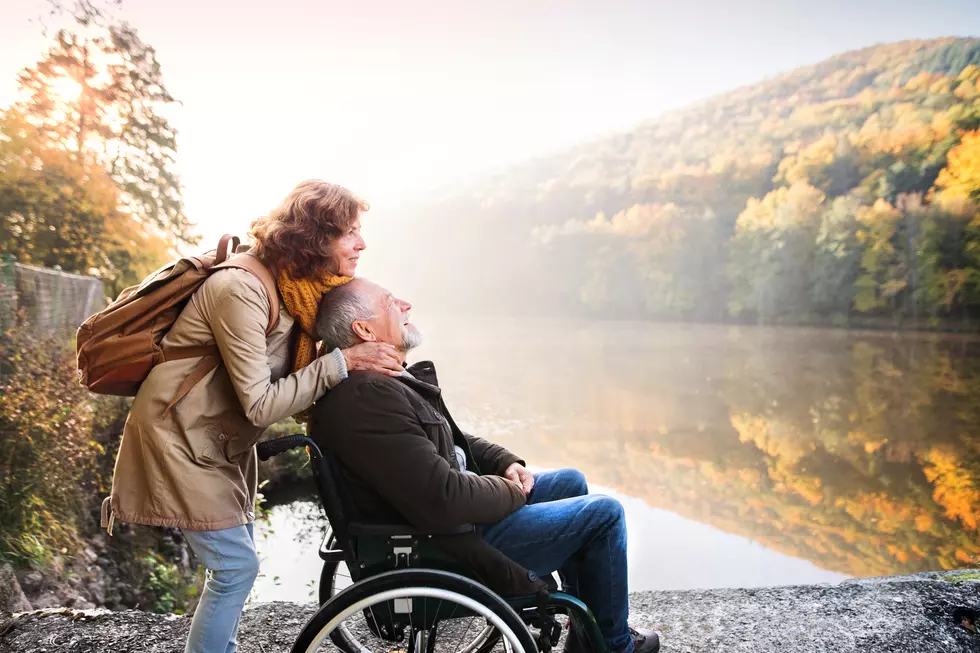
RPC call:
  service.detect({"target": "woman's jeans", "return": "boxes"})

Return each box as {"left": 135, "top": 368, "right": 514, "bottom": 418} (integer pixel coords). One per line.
{"left": 181, "top": 523, "right": 259, "bottom": 653}
{"left": 481, "top": 469, "right": 634, "bottom": 653}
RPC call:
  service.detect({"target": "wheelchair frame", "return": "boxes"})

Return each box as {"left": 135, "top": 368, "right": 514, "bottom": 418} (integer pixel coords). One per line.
{"left": 256, "top": 434, "right": 608, "bottom": 653}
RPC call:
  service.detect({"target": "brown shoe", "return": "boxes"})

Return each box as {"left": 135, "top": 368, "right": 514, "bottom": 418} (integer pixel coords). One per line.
{"left": 629, "top": 627, "right": 660, "bottom": 653}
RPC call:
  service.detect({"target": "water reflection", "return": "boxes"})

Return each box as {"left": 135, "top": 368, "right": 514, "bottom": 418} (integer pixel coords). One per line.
{"left": 255, "top": 317, "right": 980, "bottom": 600}
{"left": 254, "top": 481, "right": 848, "bottom": 602}
{"left": 408, "top": 317, "right": 980, "bottom": 578}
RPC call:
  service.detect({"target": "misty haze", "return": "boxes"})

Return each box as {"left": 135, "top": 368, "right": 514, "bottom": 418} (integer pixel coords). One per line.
{"left": 254, "top": 37, "right": 980, "bottom": 599}
{"left": 2, "top": 1, "right": 979, "bottom": 648}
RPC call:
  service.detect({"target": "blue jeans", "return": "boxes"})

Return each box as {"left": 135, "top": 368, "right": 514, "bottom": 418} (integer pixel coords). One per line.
{"left": 181, "top": 523, "right": 259, "bottom": 653}
{"left": 481, "top": 469, "right": 633, "bottom": 653}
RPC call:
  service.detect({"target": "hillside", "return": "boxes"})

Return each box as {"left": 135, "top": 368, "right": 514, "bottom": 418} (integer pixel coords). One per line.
{"left": 388, "top": 38, "right": 980, "bottom": 326}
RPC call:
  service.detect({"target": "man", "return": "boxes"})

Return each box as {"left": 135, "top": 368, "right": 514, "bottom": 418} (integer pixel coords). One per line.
{"left": 310, "top": 278, "right": 660, "bottom": 653}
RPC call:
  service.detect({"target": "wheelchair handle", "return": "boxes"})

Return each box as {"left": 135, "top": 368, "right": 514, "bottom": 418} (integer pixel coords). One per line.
{"left": 256, "top": 435, "right": 322, "bottom": 461}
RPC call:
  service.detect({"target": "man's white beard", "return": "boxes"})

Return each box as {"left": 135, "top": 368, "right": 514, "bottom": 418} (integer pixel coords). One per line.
{"left": 400, "top": 323, "right": 424, "bottom": 352}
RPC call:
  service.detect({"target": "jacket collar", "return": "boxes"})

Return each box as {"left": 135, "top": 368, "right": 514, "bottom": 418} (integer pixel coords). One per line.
{"left": 398, "top": 360, "right": 441, "bottom": 399}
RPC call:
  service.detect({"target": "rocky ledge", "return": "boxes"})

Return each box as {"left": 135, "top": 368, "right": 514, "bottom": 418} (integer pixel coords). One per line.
{"left": 1, "top": 571, "right": 978, "bottom": 652}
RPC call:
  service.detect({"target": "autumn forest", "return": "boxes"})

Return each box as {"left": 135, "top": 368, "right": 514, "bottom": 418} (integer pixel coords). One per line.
{"left": 397, "top": 38, "right": 980, "bottom": 330}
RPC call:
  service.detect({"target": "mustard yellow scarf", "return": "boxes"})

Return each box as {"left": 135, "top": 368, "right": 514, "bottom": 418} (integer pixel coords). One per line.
{"left": 277, "top": 268, "right": 352, "bottom": 421}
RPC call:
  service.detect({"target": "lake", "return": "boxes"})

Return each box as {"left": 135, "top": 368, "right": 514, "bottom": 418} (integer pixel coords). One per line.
{"left": 253, "top": 316, "right": 980, "bottom": 602}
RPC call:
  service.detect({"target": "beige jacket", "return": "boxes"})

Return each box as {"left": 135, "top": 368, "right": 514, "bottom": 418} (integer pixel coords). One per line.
{"left": 103, "top": 267, "right": 347, "bottom": 532}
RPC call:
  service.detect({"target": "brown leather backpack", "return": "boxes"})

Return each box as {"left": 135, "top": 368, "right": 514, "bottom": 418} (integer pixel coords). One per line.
{"left": 76, "top": 235, "right": 280, "bottom": 406}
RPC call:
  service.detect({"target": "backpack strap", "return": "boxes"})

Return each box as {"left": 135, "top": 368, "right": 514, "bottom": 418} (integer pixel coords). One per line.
{"left": 211, "top": 253, "right": 281, "bottom": 336}
{"left": 162, "top": 251, "right": 280, "bottom": 416}
{"left": 215, "top": 234, "right": 240, "bottom": 265}
{"left": 163, "top": 351, "right": 221, "bottom": 416}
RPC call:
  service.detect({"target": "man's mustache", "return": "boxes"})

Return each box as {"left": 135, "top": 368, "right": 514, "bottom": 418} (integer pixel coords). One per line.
{"left": 401, "top": 323, "right": 424, "bottom": 351}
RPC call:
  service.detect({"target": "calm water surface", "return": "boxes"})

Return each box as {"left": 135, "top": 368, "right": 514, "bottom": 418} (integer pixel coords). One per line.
{"left": 254, "top": 317, "right": 980, "bottom": 602}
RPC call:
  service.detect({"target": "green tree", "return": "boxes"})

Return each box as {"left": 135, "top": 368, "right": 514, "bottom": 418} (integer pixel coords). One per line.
{"left": 0, "top": 109, "right": 173, "bottom": 292}
{"left": 0, "top": 110, "right": 115, "bottom": 273}
{"left": 853, "top": 198, "right": 908, "bottom": 314}
{"left": 851, "top": 193, "right": 973, "bottom": 321}
{"left": 809, "top": 193, "right": 864, "bottom": 319}
{"left": 728, "top": 182, "right": 826, "bottom": 321}
{"left": 15, "top": 21, "right": 196, "bottom": 245}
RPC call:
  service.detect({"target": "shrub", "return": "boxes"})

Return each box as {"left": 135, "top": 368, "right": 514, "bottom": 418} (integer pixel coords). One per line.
{"left": 0, "top": 319, "right": 204, "bottom": 612}
{"left": 0, "top": 323, "right": 99, "bottom": 566}
{"left": 141, "top": 551, "right": 203, "bottom": 614}
{"left": 257, "top": 417, "right": 314, "bottom": 495}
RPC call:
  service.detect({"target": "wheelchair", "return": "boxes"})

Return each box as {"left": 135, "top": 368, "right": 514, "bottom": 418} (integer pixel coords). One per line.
{"left": 256, "top": 435, "right": 608, "bottom": 653}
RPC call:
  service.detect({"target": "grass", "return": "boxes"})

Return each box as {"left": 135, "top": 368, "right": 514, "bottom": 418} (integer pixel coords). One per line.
{"left": 947, "top": 571, "right": 980, "bottom": 583}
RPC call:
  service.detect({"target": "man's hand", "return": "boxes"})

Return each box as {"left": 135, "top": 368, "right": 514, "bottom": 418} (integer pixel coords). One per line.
{"left": 503, "top": 462, "right": 534, "bottom": 495}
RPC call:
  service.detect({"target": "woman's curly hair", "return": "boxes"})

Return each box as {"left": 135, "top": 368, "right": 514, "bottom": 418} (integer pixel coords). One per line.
{"left": 249, "top": 180, "right": 369, "bottom": 279}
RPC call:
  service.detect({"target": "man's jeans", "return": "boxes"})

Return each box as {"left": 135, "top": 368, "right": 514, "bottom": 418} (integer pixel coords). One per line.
{"left": 481, "top": 469, "right": 633, "bottom": 653}
{"left": 181, "top": 523, "right": 259, "bottom": 653}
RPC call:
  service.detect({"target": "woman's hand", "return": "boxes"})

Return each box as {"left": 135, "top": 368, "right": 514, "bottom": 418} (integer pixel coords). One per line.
{"left": 341, "top": 342, "right": 404, "bottom": 377}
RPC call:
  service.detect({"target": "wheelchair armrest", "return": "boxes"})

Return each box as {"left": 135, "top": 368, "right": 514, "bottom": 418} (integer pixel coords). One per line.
{"left": 507, "top": 590, "right": 593, "bottom": 617}
{"left": 347, "top": 521, "right": 475, "bottom": 536}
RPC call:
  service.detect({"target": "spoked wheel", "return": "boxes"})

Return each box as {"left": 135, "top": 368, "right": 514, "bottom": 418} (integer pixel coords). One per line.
{"left": 294, "top": 569, "right": 534, "bottom": 653}
{"left": 318, "top": 536, "right": 365, "bottom": 653}
{"left": 319, "top": 537, "right": 501, "bottom": 653}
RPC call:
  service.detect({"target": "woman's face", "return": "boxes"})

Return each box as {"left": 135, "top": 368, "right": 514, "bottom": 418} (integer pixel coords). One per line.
{"left": 329, "top": 215, "right": 366, "bottom": 277}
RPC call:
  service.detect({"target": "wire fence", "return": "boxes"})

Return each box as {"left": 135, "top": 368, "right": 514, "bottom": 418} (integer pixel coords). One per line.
{"left": 0, "top": 256, "right": 107, "bottom": 336}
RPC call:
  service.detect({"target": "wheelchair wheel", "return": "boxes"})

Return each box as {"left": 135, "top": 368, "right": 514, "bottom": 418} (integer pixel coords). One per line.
{"left": 318, "top": 535, "right": 363, "bottom": 653}
{"left": 294, "top": 569, "right": 534, "bottom": 653}
{"left": 319, "top": 537, "right": 502, "bottom": 653}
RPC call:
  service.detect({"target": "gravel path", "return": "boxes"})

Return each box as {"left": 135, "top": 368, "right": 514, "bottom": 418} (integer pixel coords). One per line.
{"left": 2, "top": 572, "right": 978, "bottom": 653}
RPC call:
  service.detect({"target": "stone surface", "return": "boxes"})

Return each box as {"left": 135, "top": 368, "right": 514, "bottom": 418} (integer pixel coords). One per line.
{"left": 85, "top": 582, "right": 105, "bottom": 607}
{"left": 31, "top": 593, "right": 62, "bottom": 610}
{"left": 629, "top": 573, "right": 980, "bottom": 653}
{"left": 0, "top": 572, "right": 978, "bottom": 652}
{"left": 15, "top": 571, "right": 43, "bottom": 596}
{"left": 0, "top": 565, "right": 32, "bottom": 614}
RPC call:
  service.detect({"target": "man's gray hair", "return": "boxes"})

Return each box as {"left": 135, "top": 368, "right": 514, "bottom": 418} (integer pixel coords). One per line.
{"left": 316, "top": 281, "right": 375, "bottom": 351}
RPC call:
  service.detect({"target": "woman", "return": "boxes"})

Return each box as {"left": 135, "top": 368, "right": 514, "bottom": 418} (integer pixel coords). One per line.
{"left": 102, "top": 180, "right": 401, "bottom": 653}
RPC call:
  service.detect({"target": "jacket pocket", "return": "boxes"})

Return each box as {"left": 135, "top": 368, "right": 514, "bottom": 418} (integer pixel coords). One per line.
{"left": 414, "top": 405, "right": 455, "bottom": 466}
{"left": 220, "top": 416, "right": 259, "bottom": 460}
{"left": 195, "top": 423, "right": 225, "bottom": 463}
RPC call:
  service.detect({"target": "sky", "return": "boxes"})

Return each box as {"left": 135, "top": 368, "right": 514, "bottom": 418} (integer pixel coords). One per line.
{"left": 1, "top": 0, "right": 979, "bottom": 272}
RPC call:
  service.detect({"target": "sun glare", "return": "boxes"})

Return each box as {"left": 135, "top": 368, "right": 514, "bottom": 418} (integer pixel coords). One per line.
{"left": 49, "top": 75, "right": 83, "bottom": 104}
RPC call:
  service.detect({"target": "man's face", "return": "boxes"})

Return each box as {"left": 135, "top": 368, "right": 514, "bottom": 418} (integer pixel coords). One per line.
{"left": 356, "top": 281, "right": 423, "bottom": 352}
